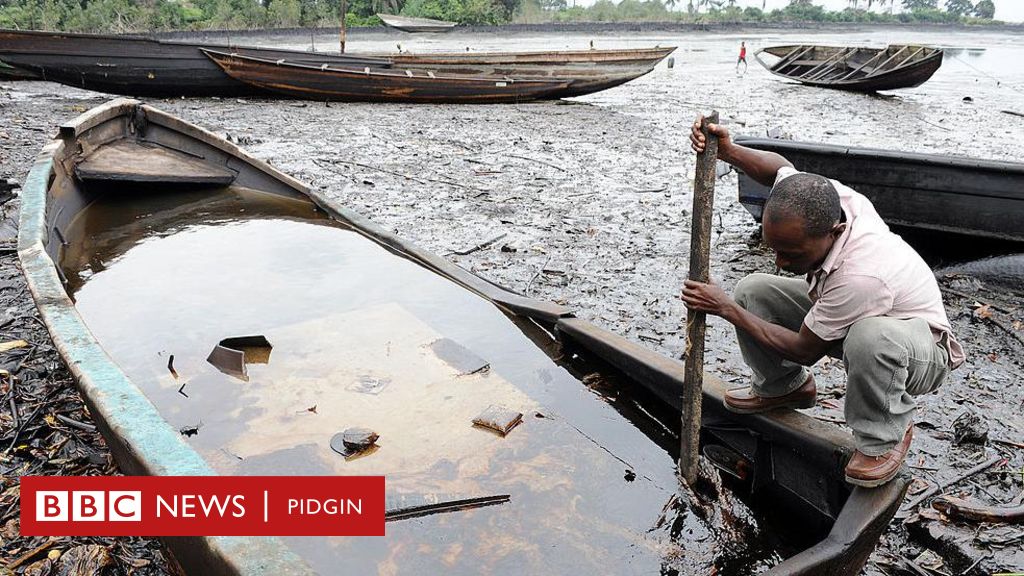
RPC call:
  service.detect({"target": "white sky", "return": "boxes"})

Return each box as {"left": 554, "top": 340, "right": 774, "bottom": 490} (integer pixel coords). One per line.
{"left": 584, "top": 0, "right": 1023, "bottom": 23}
{"left": 734, "top": 0, "right": 1023, "bottom": 22}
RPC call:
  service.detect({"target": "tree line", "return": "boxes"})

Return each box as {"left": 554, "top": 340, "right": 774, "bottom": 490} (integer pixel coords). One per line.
{"left": 0, "top": 0, "right": 1003, "bottom": 33}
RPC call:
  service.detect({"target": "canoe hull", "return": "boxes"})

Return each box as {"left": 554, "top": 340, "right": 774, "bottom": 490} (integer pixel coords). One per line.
{"left": 386, "top": 46, "right": 676, "bottom": 97}
{"left": 0, "top": 29, "right": 389, "bottom": 97}
{"left": 735, "top": 137, "right": 1024, "bottom": 243}
{"left": 205, "top": 50, "right": 572, "bottom": 104}
{"left": 756, "top": 44, "right": 943, "bottom": 92}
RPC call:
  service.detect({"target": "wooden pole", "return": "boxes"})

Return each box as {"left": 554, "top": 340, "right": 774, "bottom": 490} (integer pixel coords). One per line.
{"left": 339, "top": 0, "right": 347, "bottom": 53}
{"left": 679, "top": 110, "right": 719, "bottom": 486}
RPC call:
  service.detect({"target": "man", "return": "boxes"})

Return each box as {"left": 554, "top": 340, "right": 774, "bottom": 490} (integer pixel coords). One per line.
{"left": 736, "top": 42, "right": 747, "bottom": 73}
{"left": 683, "top": 117, "right": 964, "bottom": 487}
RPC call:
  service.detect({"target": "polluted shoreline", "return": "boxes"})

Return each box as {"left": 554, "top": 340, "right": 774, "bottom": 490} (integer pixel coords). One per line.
{"left": 1, "top": 25, "right": 1023, "bottom": 576}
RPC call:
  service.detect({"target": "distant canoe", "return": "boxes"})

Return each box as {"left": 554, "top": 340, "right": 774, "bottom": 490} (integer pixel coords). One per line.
{"left": 734, "top": 137, "right": 1024, "bottom": 243}
{"left": 0, "top": 28, "right": 390, "bottom": 97}
{"left": 377, "top": 14, "right": 457, "bottom": 33}
{"left": 755, "top": 44, "right": 942, "bottom": 92}
{"left": 203, "top": 49, "right": 572, "bottom": 104}
{"left": 385, "top": 46, "right": 676, "bottom": 97}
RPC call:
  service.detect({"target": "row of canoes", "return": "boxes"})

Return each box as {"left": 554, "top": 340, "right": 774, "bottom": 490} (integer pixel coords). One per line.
{"left": 0, "top": 29, "right": 675, "bottom": 102}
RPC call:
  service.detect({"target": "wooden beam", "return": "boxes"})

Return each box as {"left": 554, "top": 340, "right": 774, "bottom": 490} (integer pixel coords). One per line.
{"left": 679, "top": 111, "right": 719, "bottom": 486}
{"left": 887, "top": 46, "right": 926, "bottom": 72}
{"left": 772, "top": 45, "right": 815, "bottom": 72}
{"left": 837, "top": 48, "right": 888, "bottom": 81}
{"left": 866, "top": 45, "right": 911, "bottom": 76}
{"left": 799, "top": 47, "right": 854, "bottom": 81}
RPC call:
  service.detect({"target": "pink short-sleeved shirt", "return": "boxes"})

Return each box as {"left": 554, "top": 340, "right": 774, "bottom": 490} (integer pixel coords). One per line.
{"left": 774, "top": 167, "right": 965, "bottom": 368}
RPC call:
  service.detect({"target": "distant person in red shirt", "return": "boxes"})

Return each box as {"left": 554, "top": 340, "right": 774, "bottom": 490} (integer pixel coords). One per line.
{"left": 737, "top": 41, "right": 748, "bottom": 73}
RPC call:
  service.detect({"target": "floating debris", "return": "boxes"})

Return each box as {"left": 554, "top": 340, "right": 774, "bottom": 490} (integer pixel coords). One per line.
{"left": 385, "top": 494, "right": 511, "bottom": 522}
{"left": 472, "top": 405, "right": 522, "bottom": 436}
{"left": 206, "top": 335, "right": 272, "bottom": 381}
{"left": 330, "top": 427, "right": 379, "bottom": 459}
{"left": 167, "top": 353, "right": 178, "bottom": 379}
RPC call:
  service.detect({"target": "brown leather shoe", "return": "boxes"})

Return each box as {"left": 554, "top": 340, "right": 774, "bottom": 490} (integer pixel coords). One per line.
{"left": 845, "top": 426, "right": 913, "bottom": 488}
{"left": 723, "top": 375, "right": 817, "bottom": 414}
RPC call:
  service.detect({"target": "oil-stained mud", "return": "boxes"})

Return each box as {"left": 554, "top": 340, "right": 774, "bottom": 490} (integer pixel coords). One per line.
{"left": 2, "top": 25, "right": 1023, "bottom": 575}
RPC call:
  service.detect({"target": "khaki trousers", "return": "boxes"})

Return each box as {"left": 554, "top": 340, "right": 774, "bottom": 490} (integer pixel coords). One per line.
{"left": 732, "top": 273, "right": 950, "bottom": 456}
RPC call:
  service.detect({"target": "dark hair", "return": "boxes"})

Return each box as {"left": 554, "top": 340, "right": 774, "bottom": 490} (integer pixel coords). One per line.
{"left": 765, "top": 173, "right": 842, "bottom": 237}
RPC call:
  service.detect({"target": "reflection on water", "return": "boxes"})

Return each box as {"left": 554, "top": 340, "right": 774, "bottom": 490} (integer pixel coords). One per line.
{"left": 63, "top": 186, "right": 782, "bottom": 574}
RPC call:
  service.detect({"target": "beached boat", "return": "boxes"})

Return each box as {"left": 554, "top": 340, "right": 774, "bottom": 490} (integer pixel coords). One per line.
{"left": 20, "top": 98, "right": 906, "bottom": 575}
{"left": 0, "top": 29, "right": 390, "bottom": 97}
{"left": 755, "top": 44, "right": 943, "bottom": 92}
{"left": 203, "top": 49, "right": 573, "bottom": 103}
{"left": 384, "top": 46, "right": 676, "bottom": 97}
{"left": 377, "top": 13, "right": 457, "bottom": 33}
{"left": 734, "top": 137, "right": 1024, "bottom": 243}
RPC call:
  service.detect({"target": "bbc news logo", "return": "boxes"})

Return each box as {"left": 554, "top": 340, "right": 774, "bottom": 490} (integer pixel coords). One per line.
{"left": 21, "top": 476, "right": 384, "bottom": 536}
{"left": 36, "top": 491, "right": 141, "bottom": 522}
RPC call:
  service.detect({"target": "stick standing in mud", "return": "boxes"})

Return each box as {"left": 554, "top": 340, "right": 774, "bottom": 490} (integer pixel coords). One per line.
{"left": 679, "top": 111, "right": 719, "bottom": 485}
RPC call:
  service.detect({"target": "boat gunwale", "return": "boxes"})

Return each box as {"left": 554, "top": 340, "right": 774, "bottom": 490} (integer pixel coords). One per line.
{"left": 734, "top": 136, "right": 1024, "bottom": 179}
{"left": 384, "top": 46, "right": 677, "bottom": 63}
{"left": 19, "top": 98, "right": 907, "bottom": 575}
{"left": 201, "top": 48, "right": 574, "bottom": 86}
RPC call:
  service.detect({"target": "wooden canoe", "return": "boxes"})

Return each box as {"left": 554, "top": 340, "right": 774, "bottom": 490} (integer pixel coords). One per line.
{"left": 203, "top": 49, "right": 573, "bottom": 104}
{"left": 383, "top": 46, "right": 676, "bottom": 97}
{"left": 0, "top": 28, "right": 390, "bottom": 97}
{"left": 755, "top": 44, "right": 943, "bottom": 92}
{"left": 734, "top": 136, "right": 1024, "bottom": 243}
{"left": 377, "top": 13, "right": 457, "bottom": 33}
{"left": 20, "top": 98, "right": 908, "bottom": 575}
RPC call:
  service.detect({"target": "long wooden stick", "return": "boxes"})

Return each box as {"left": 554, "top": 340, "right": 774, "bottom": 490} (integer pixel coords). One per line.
{"left": 679, "top": 111, "right": 719, "bottom": 485}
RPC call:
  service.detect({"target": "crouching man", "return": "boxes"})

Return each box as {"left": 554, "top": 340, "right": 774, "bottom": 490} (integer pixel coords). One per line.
{"left": 683, "top": 117, "right": 964, "bottom": 487}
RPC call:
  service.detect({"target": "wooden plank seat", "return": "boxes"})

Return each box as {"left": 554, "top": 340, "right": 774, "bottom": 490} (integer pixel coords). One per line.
{"left": 75, "top": 139, "right": 236, "bottom": 185}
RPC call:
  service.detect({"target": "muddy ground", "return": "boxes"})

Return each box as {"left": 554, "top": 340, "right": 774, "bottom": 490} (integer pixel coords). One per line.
{"left": 2, "top": 25, "right": 1024, "bottom": 575}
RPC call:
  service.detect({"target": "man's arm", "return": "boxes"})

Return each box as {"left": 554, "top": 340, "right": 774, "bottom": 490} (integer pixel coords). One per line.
{"left": 681, "top": 279, "right": 834, "bottom": 366}
{"left": 689, "top": 115, "right": 793, "bottom": 187}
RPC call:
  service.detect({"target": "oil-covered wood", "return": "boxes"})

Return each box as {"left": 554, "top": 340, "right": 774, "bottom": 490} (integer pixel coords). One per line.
{"left": 203, "top": 49, "right": 574, "bottom": 104}
{"left": 0, "top": 29, "right": 390, "bottom": 97}
{"left": 680, "top": 111, "right": 719, "bottom": 485}
{"left": 734, "top": 137, "right": 1024, "bottom": 243}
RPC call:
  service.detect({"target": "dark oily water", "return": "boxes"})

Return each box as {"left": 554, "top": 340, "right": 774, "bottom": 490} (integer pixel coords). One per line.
{"left": 62, "top": 186, "right": 782, "bottom": 574}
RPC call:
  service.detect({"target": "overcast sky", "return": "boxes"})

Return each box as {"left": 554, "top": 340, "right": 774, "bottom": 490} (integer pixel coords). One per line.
{"left": 587, "top": 1, "right": 1023, "bottom": 22}
{"left": 735, "top": 0, "right": 1023, "bottom": 22}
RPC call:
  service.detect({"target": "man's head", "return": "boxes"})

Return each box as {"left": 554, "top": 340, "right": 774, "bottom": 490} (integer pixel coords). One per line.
{"left": 763, "top": 173, "right": 846, "bottom": 275}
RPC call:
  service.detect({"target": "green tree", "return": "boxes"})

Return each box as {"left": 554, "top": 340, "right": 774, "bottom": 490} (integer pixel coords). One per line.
{"left": 943, "top": 0, "right": 972, "bottom": 16}
{"left": 901, "top": 0, "right": 936, "bottom": 9}
{"left": 267, "top": 0, "right": 300, "bottom": 25}
{"left": 973, "top": 0, "right": 993, "bottom": 18}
